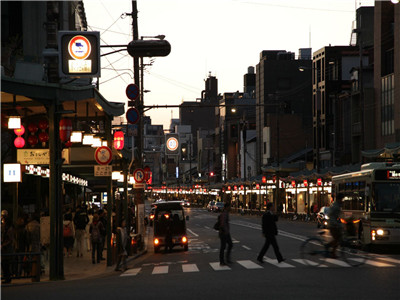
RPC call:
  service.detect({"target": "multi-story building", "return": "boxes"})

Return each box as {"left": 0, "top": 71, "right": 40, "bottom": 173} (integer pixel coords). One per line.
{"left": 373, "top": 1, "right": 400, "bottom": 149}
{"left": 255, "top": 50, "right": 312, "bottom": 174}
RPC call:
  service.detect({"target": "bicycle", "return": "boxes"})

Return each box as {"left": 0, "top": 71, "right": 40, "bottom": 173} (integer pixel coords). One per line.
{"left": 300, "top": 230, "right": 368, "bottom": 267}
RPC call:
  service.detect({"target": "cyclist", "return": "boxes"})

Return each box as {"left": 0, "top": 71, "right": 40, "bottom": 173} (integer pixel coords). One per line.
{"left": 325, "top": 193, "right": 344, "bottom": 258}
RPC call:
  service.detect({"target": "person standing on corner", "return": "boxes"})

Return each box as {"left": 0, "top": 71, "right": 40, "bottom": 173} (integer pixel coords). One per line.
{"left": 219, "top": 202, "right": 233, "bottom": 266}
{"left": 257, "top": 202, "right": 285, "bottom": 264}
{"left": 115, "top": 219, "right": 128, "bottom": 272}
{"left": 74, "top": 205, "right": 89, "bottom": 258}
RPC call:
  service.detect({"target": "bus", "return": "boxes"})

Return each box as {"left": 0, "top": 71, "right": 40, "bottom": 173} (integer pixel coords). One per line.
{"left": 332, "top": 162, "right": 400, "bottom": 245}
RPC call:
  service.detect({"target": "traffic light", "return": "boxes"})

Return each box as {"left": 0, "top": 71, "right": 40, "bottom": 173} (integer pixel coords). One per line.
{"left": 208, "top": 171, "right": 214, "bottom": 177}
{"left": 127, "top": 39, "right": 171, "bottom": 57}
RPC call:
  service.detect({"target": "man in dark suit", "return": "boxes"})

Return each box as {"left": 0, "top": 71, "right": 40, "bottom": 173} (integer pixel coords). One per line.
{"left": 257, "top": 202, "right": 285, "bottom": 263}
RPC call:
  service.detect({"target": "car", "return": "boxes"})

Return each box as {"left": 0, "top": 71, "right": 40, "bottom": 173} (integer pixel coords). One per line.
{"left": 316, "top": 206, "right": 330, "bottom": 228}
{"left": 207, "top": 201, "right": 216, "bottom": 211}
{"left": 152, "top": 201, "right": 189, "bottom": 253}
{"left": 213, "top": 202, "right": 225, "bottom": 212}
{"left": 182, "top": 200, "right": 190, "bottom": 207}
{"left": 148, "top": 206, "right": 156, "bottom": 226}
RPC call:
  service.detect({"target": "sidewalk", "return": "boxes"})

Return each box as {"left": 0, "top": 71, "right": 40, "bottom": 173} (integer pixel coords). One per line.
{"left": 2, "top": 228, "right": 149, "bottom": 286}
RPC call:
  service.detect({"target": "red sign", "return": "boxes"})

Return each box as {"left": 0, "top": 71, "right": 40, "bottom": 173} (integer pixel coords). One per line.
{"left": 94, "top": 146, "right": 112, "bottom": 165}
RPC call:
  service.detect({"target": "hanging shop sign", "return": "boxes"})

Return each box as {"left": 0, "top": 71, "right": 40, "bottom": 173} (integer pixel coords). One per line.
{"left": 59, "top": 31, "right": 100, "bottom": 77}
{"left": 17, "top": 149, "right": 70, "bottom": 165}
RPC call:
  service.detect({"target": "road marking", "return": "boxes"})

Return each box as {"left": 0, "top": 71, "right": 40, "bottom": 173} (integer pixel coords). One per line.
{"left": 187, "top": 228, "right": 199, "bottom": 237}
{"left": 373, "top": 256, "right": 400, "bottom": 265}
{"left": 152, "top": 266, "right": 169, "bottom": 274}
{"left": 204, "top": 226, "right": 211, "bottom": 229}
{"left": 263, "top": 257, "right": 295, "bottom": 268}
{"left": 242, "top": 245, "right": 251, "bottom": 250}
{"left": 324, "top": 258, "right": 351, "bottom": 267}
{"left": 120, "top": 268, "right": 141, "bottom": 276}
{"left": 292, "top": 259, "right": 328, "bottom": 267}
{"left": 237, "top": 260, "right": 263, "bottom": 269}
{"left": 210, "top": 262, "right": 231, "bottom": 271}
{"left": 348, "top": 258, "right": 395, "bottom": 267}
{"left": 232, "top": 238, "right": 240, "bottom": 244}
{"left": 182, "top": 264, "right": 199, "bottom": 272}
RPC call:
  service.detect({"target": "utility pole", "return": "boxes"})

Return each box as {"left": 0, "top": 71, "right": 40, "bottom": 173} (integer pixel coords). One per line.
{"left": 131, "top": 0, "right": 145, "bottom": 241}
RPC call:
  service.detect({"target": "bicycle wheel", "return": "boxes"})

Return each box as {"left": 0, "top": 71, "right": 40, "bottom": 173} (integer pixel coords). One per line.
{"left": 340, "top": 238, "right": 368, "bottom": 267}
{"left": 300, "top": 238, "right": 326, "bottom": 267}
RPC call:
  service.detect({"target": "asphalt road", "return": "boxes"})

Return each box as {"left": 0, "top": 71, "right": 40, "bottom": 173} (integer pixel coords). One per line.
{"left": 3, "top": 207, "right": 400, "bottom": 300}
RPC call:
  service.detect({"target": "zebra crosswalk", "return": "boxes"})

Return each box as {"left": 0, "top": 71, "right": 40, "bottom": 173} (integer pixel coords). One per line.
{"left": 119, "top": 256, "right": 400, "bottom": 277}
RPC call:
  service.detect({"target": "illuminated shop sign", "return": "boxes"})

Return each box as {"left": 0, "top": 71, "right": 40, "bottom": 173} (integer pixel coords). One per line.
{"left": 375, "top": 169, "right": 400, "bottom": 180}
{"left": 58, "top": 31, "right": 100, "bottom": 77}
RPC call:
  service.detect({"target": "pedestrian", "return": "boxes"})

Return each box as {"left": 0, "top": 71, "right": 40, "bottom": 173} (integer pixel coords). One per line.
{"left": 26, "top": 213, "right": 43, "bottom": 274}
{"left": 86, "top": 209, "right": 94, "bottom": 253}
{"left": 73, "top": 205, "right": 89, "bottom": 257}
{"left": 218, "top": 202, "right": 233, "bottom": 266}
{"left": 63, "top": 213, "right": 75, "bottom": 257}
{"left": 98, "top": 209, "right": 107, "bottom": 260}
{"left": 89, "top": 213, "right": 105, "bottom": 264}
{"left": 115, "top": 219, "right": 128, "bottom": 271}
{"left": 1, "top": 210, "right": 15, "bottom": 283}
{"left": 14, "top": 217, "right": 28, "bottom": 276}
{"left": 257, "top": 202, "right": 285, "bottom": 263}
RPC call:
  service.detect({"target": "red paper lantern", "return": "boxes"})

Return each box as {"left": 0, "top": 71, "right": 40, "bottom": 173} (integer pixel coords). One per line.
{"left": 1, "top": 113, "right": 8, "bottom": 128}
{"left": 113, "top": 131, "right": 124, "bottom": 150}
{"left": 317, "top": 178, "right": 322, "bottom": 186}
{"left": 38, "top": 119, "right": 49, "bottom": 130}
{"left": 14, "top": 125, "right": 25, "bottom": 136}
{"left": 14, "top": 137, "right": 25, "bottom": 148}
{"left": 59, "top": 118, "right": 72, "bottom": 142}
{"left": 38, "top": 132, "right": 49, "bottom": 143}
{"left": 27, "top": 123, "right": 38, "bottom": 133}
{"left": 28, "top": 135, "right": 39, "bottom": 146}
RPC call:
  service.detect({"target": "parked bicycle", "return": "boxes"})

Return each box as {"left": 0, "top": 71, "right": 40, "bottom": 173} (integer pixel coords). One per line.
{"left": 300, "top": 230, "right": 368, "bottom": 267}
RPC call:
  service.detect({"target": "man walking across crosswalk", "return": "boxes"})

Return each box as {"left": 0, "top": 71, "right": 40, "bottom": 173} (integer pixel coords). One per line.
{"left": 257, "top": 202, "right": 285, "bottom": 264}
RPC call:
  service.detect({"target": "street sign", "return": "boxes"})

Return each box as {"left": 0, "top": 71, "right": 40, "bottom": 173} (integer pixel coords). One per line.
{"left": 126, "top": 107, "right": 140, "bottom": 124}
{"left": 94, "top": 165, "right": 112, "bottom": 176}
{"left": 126, "top": 84, "right": 139, "bottom": 101}
{"left": 133, "top": 168, "right": 145, "bottom": 183}
{"left": 58, "top": 31, "right": 100, "bottom": 77}
{"left": 94, "top": 146, "right": 112, "bottom": 165}
{"left": 165, "top": 134, "right": 179, "bottom": 155}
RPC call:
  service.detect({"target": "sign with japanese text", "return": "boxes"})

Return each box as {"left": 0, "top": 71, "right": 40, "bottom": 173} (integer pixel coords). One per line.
{"left": 94, "top": 165, "right": 112, "bottom": 177}
{"left": 3, "top": 163, "right": 22, "bottom": 182}
{"left": 17, "top": 149, "right": 70, "bottom": 165}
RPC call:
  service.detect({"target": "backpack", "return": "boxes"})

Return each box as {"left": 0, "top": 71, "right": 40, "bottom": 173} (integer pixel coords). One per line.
{"left": 213, "top": 215, "right": 221, "bottom": 231}
{"left": 63, "top": 223, "right": 72, "bottom": 237}
{"left": 91, "top": 222, "right": 101, "bottom": 243}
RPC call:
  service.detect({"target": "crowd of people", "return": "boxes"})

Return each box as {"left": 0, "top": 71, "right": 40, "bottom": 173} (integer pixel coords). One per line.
{"left": 0, "top": 203, "right": 132, "bottom": 284}
{"left": 1, "top": 210, "right": 42, "bottom": 284}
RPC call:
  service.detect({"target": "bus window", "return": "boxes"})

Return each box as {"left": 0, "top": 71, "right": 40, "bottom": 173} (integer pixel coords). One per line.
{"left": 373, "top": 183, "right": 400, "bottom": 212}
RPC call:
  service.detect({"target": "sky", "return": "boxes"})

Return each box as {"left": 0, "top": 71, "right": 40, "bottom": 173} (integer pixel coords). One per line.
{"left": 84, "top": 0, "right": 375, "bottom": 130}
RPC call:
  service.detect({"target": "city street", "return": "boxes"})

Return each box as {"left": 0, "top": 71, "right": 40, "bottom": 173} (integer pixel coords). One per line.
{"left": 3, "top": 207, "right": 400, "bottom": 300}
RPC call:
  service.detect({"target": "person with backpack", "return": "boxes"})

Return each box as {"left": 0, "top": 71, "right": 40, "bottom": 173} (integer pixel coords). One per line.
{"left": 63, "top": 213, "right": 75, "bottom": 257}
{"left": 89, "top": 213, "right": 105, "bottom": 264}
{"left": 73, "top": 205, "right": 89, "bottom": 258}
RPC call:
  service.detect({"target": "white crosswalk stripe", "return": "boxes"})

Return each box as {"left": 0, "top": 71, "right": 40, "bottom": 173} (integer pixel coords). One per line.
{"left": 120, "top": 257, "right": 400, "bottom": 277}
{"left": 209, "top": 262, "right": 231, "bottom": 271}
{"left": 291, "top": 259, "right": 328, "bottom": 267}
{"left": 120, "top": 268, "right": 141, "bottom": 277}
{"left": 348, "top": 258, "right": 395, "bottom": 267}
{"left": 237, "top": 260, "right": 263, "bottom": 269}
{"left": 262, "top": 257, "right": 295, "bottom": 268}
{"left": 152, "top": 266, "right": 169, "bottom": 274}
{"left": 182, "top": 264, "right": 200, "bottom": 272}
